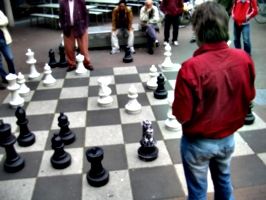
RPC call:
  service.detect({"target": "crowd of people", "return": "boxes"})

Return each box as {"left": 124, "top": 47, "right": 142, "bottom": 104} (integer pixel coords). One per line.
{"left": 0, "top": 1, "right": 259, "bottom": 198}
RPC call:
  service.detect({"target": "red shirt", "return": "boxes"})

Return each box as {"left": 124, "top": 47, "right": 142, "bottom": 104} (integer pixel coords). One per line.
{"left": 172, "top": 42, "right": 256, "bottom": 139}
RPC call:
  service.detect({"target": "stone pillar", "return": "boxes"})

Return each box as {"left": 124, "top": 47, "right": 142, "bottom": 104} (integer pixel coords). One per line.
{"left": 3, "top": 0, "right": 14, "bottom": 26}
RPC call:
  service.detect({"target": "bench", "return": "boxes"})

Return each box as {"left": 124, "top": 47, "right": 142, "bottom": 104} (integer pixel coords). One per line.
{"left": 126, "top": 3, "right": 143, "bottom": 13}
{"left": 88, "top": 10, "right": 104, "bottom": 25}
{"left": 88, "top": 23, "right": 147, "bottom": 49}
{"left": 89, "top": 8, "right": 112, "bottom": 22}
{"left": 30, "top": 13, "right": 59, "bottom": 29}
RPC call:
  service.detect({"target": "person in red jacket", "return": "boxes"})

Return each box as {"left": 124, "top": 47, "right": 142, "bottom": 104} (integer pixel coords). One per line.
{"left": 173, "top": 2, "right": 256, "bottom": 199}
{"left": 232, "top": 0, "right": 258, "bottom": 55}
{"left": 160, "top": 0, "right": 184, "bottom": 46}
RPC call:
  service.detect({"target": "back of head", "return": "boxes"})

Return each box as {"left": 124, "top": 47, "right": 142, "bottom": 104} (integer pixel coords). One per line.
{"left": 191, "top": 1, "right": 229, "bottom": 43}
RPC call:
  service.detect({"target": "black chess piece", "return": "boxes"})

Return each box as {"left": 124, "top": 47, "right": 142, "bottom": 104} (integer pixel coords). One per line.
{"left": 86, "top": 147, "right": 109, "bottom": 187}
{"left": 15, "top": 106, "right": 35, "bottom": 147}
{"left": 48, "top": 49, "right": 58, "bottom": 68}
{"left": 244, "top": 103, "right": 255, "bottom": 125}
{"left": 123, "top": 46, "right": 133, "bottom": 63}
{"left": 138, "top": 120, "right": 158, "bottom": 161}
{"left": 58, "top": 44, "right": 68, "bottom": 68}
{"left": 154, "top": 73, "right": 168, "bottom": 99}
{"left": 0, "top": 119, "right": 25, "bottom": 173}
{"left": 58, "top": 112, "right": 75, "bottom": 145}
{"left": 50, "top": 133, "right": 71, "bottom": 169}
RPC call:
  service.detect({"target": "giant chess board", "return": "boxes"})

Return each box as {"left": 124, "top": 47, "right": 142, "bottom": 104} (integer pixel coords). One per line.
{"left": 0, "top": 65, "right": 266, "bottom": 200}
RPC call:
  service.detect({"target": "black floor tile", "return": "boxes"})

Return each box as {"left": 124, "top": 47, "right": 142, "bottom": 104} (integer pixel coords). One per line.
{"left": 165, "top": 139, "right": 182, "bottom": 164}
{"left": 89, "top": 67, "right": 114, "bottom": 77}
{"left": 87, "top": 109, "right": 121, "bottom": 126}
{"left": 27, "top": 114, "right": 54, "bottom": 131}
{"left": 114, "top": 74, "right": 141, "bottom": 84}
{"left": 239, "top": 129, "right": 266, "bottom": 153}
{"left": 130, "top": 165, "right": 185, "bottom": 200}
{"left": 163, "top": 71, "right": 178, "bottom": 81}
{"left": 136, "top": 65, "right": 162, "bottom": 74}
{"left": 152, "top": 104, "right": 169, "bottom": 121}
{"left": 0, "top": 102, "right": 28, "bottom": 117}
{"left": 31, "top": 89, "right": 61, "bottom": 101}
{"left": 63, "top": 78, "right": 89, "bottom": 87}
{"left": 56, "top": 98, "right": 88, "bottom": 113}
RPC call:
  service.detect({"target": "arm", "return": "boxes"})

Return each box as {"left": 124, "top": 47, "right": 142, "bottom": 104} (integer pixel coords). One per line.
{"left": 160, "top": 0, "right": 166, "bottom": 14}
{"left": 0, "top": 11, "right": 8, "bottom": 27}
{"left": 111, "top": 8, "right": 117, "bottom": 32}
{"left": 128, "top": 8, "right": 133, "bottom": 31}
{"left": 247, "top": 0, "right": 258, "bottom": 19}
{"left": 81, "top": 0, "right": 88, "bottom": 28}
{"left": 148, "top": 6, "right": 160, "bottom": 24}
{"left": 140, "top": 6, "right": 149, "bottom": 22}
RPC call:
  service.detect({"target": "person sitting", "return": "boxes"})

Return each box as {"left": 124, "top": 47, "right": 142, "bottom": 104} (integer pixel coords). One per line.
{"left": 140, "top": 0, "right": 160, "bottom": 55}
{"left": 110, "top": 0, "right": 135, "bottom": 55}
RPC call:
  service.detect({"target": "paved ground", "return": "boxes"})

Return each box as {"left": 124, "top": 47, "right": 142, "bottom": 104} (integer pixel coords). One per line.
{"left": 0, "top": 16, "right": 266, "bottom": 199}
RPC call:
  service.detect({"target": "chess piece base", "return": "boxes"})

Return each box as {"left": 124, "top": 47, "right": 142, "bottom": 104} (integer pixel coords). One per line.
{"left": 244, "top": 115, "right": 255, "bottom": 125}
{"left": 98, "top": 96, "right": 113, "bottom": 107}
{"left": 123, "top": 57, "right": 133, "bottom": 63}
{"left": 10, "top": 102, "right": 24, "bottom": 109}
{"left": 4, "top": 156, "right": 25, "bottom": 173}
{"left": 86, "top": 169, "right": 109, "bottom": 187}
{"left": 138, "top": 146, "right": 158, "bottom": 161}
{"left": 50, "top": 152, "right": 71, "bottom": 169}
{"left": 60, "top": 132, "right": 75, "bottom": 145}
{"left": 43, "top": 81, "right": 56, "bottom": 87}
{"left": 154, "top": 91, "right": 168, "bottom": 99}
{"left": 17, "top": 133, "right": 35, "bottom": 147}
{"left": 58, "top": 61, "right": 68, "bottom": 68}
{"left": 165, "top": 119, "right": 181, "bottom": 132}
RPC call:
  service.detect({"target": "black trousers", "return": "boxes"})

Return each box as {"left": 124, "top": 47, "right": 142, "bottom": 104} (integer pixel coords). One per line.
{"left": 164, "top": 14, "right": 180, "bottom": 42}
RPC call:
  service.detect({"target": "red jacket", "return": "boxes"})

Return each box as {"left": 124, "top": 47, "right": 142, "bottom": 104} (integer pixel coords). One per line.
{"left": 172, "top": 42, "right": 256, "bottom": 139}
{"left": 160, "top": 0, "right": 184, "bottom": 16}
{"left": 232, "top": 0, "right": 258, "bottom": 26}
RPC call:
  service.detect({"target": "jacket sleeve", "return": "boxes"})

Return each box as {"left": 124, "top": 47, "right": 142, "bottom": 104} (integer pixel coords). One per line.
{"left": 140, "top": 6, "right": 148, "bottom": 21}
{"left": 128, "top": 8, "right": 133, "bottom": 30}
{"left": 0, "top": 11, "right": 8, "bottom": 27}
{"left": 160, "top": 0, "right": 166, "bottom": 13}
{"left": 112, "top": 8, "right": 117, "bottom": 31}
{"left": 81, "top": 0, "right": 88, "bottom": 28}
{"left": 248, "top": 0, "right": 258, "bottom": 19}
{"left": 149, "top": 6, "right": 160, "bottom": 23}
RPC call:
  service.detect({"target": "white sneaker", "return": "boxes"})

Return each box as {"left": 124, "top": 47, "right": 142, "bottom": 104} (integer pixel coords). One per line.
{"left": 110, "top": 49, "right": 120, "bottom": 55}
{"left": 163, "top": 41, "right": 168, "bottom": 46}
{"left": 130, "top": 46, "right": 136, "bottom": 54}
{"left": 173, "top": 41, "right": 179, "bottom": 46}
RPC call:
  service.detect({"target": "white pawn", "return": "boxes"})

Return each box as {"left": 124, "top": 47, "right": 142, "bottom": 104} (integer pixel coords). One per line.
{"left": 165, "top": 98, "right": 181, "bottom": 131}
{"left": 97, "top": 76, "right": 113, "bottom": 107}
{"left": 26, "top": 49, "right": 40, "bottom": 80}
{"left": 161, "top": 43, "right": 173, "bottom": 70}
{"left": 125, "top": 84, "right": 142, "bottom": 114}
{"left": 75, "top": 54, "right": 87, "bottom": 76}
{"left": 43, "top": 63, "right": 56, "bottom": 87}
{"left": 17, "top": 72, "right": 30, "bottom": 97}
{"left": 6, "top": 73, "right": 24, "bottom": 108}
{"left": 146, "top": 65, "right": 158, "bottom": 90}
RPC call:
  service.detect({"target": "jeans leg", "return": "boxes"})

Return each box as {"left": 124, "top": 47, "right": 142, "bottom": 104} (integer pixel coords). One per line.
{"left": 172, "top": 15, "right": 180, "bottom": 42}
{"left": 0, "top": 53, "right": 7, "bottom": 80}
{"left": 164, "top": 15, "right": 171, "bottom": 42}
{"left": 242, "top": 24, "right": 251, "bottom": 55}
{"left": 181, "top": 136, "right": 210, "bottom": 200}
{"left": 233, "top": 22, "right": 242, "bottom": 50}
{"left": 0, "top": 40, "right": 16, "bottom": 75}
{"left": 146, "top": 24, "right": 157, "bottom": 42}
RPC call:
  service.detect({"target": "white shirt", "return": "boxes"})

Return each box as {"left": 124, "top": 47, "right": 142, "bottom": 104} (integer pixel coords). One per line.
{"left": 69, "top": 0, "right": 74, "bottom": 26}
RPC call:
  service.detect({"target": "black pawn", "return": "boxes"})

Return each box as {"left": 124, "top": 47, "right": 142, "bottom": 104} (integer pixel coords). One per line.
{"left": 15, "top": 106, "right": 35, "bottom": 147}
{"left": 86, "top": 147, "right": 109, "bottom": 187}
{"left": 123, "top": 46, "right": 133, "bottom": 63}
{"left": 154, "top": 73, "right": 168, "bottom": 99}
{"left": 58, "top": 44, "right": 68, "bottom": 68}
{"left": 0, "top": 120, "right": 25, "bottom": 173}
{"left": 58, "top": 112, "right": 75, "bottom": 145}
{"left": 138, "top": 145, "right": 159, "bottom": 162}
{"left": 244, "top": 103, "right": 255, "bottom": 125}
{"left": 50, "top": 133, "right": 71, "bottom": 169}
{"left": 48, "top": 49, "right": 58, "bottom": 68}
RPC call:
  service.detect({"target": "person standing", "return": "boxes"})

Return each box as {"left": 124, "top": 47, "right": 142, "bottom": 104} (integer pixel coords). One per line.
{"left": 110, "top": 0, "right": 135, "bottom": 55}
{"left": 0, "top": 10, "right": 16, "bottom": 87}
{"left": 160, "top": 0, "right": 184, "bottom": 46}
{"left": 59, "top": 0, "right": 94, "bottom": 72}
{"left": 140, "top": 0, "right": 160, "bottom": 55}
{"left": 232, "top": 0, "right": 258, "bottom": 55}
{"left": 172, "top": 2, "right": 255, "bottom": 199}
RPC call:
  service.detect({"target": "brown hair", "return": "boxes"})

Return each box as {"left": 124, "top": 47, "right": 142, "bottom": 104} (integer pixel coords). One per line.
{"left": 191, "top": 1, "right": 229, "bottom": 43}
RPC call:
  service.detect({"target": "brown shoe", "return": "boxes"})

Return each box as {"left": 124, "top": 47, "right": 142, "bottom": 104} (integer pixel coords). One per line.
{"left": 85, "top": 65, "right": 94, "bottom": 71}
{"left": 66, "top": 66, "right": 76, "bottom": 72}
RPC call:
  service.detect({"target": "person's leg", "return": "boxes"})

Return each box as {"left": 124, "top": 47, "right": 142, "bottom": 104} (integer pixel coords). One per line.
{"left": 63, "top": 28, "right": 76, "bottom": 68}
{"left": 233, "top": 22, "right": 242, "bottom": 50}
{"left": 164, "top": 14, "right": 171, "bottom": 43}
{"left": 77, "top": 29, "right": 92, "bottom": 67}
{"left": 172, "top": 14, "right": 180, "bottom": 45}
{"left": 146, "top": 34, "right": 153, "bottom": 54}
{"left": 180, "top": 135, "right": 211, "bottom": 200}
{"left": 111, "top": 29, "right": 121, "bottom": 53}
{"left": 0, "top": 39, "right": 8, "bottom": 81}
{"left": 0, "top": 41, "right": 16, "bottom": 75}
{"left": 209, "top": 134, "right": 235, "bottom": 200}
{"left": 126, "top": 29, "right": 135, "bottom": 53}
{"left": 242, "top": 24, "right": 251, "bottom": 55}
{"left": 146, "top": 24, "right": 158, "bottom": 42}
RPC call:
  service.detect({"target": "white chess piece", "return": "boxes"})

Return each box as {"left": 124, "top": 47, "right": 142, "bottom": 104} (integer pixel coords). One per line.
{"left": 125, "top": 84, "right": 142, "bottom": 114}
{"left": 43, "top": 63, "right": 56, "bottom": 87}
{"left": 6, "top": 73, "right": 24, "bottom": 108}
{"left": 146, "top": 65, "right": 158, "bottom": 90}
{"left": 17, "top": 72, "right": 30, "bottom": 97}
{"left": 97, "top": 77, "right": 113, "bottom": 107}
{"left": 165, "top": 98, "right": 181, "bottom": 131}
{"left": 26, "top": 49, "right": 40, "bottom": 80}
{"left": 161, "top": 43, "right": 173, "bottom": 70}
{"left": 75, "top": 54, "right": 87, "bottom": 76}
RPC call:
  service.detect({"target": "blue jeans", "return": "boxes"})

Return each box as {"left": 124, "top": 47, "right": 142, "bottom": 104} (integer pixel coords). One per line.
{"left": 181, "top": 134, "right": 235, "bottom": 200}
{"left": 0, "top": 39, "right": 16, "bottom": 81}
{"left": 233, "top": 22, "right": 251, "bottom": 55}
